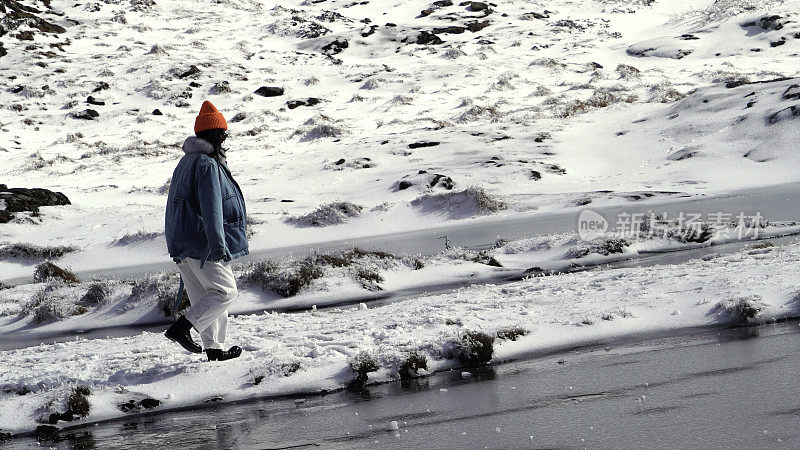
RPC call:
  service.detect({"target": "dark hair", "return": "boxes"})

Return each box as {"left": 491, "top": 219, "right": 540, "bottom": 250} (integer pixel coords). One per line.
{"left": 196, "top": 128, "right": 227, "bottom": 153}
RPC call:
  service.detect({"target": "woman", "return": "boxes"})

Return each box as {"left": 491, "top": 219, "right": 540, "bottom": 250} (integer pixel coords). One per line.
{"left": 164, "top": 100, "right": 248, "bottom": 362}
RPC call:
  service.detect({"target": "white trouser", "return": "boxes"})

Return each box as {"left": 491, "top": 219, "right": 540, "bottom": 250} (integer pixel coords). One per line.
{"left": 177, "top": 258, "right": 238, "bottom": 350}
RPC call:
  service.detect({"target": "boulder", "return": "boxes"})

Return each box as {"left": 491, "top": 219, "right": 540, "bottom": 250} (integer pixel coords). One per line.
{"left": 0, "top": 185, "right": 71, "bottom": 223}
{"left": 254, "top": 86, "right": 284, "bottom": 97}
{"left": 177, "top": 65, "right": 201, "bottom": 79}
{"left": 71, "top": 109, "right": 99, "bottom": 120}
{"left": 321, "top": 38, "right": 349, "bottom": 55}
{"left": 86, "top": 96, "right": 104, "bottom": 106}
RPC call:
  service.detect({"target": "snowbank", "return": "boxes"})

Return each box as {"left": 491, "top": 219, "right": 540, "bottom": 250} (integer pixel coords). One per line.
{"left": 3, "top": 235, "right": 800, "bottom": 435}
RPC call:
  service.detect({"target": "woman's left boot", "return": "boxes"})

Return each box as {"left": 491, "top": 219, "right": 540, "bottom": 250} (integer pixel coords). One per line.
{"left": 206, "top": 346, "right": 242, "bottom": 362}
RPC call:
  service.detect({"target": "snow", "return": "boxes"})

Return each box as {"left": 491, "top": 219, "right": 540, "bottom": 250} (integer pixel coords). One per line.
{"left": 4, "top": 0, "right": 800, "bottom": 438}
{"left": 3, "top": 0, "right": 800, "bottom": 280}
{"left": 2, "top": 234, "right": 800, "bottom": 435}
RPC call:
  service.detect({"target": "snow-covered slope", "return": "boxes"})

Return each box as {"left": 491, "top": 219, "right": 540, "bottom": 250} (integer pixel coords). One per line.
{"left": 2, "top": 235, "right": 800, "bottom": 435}
{"left": 2, "top": 0, "right": 800, "bottom": 273}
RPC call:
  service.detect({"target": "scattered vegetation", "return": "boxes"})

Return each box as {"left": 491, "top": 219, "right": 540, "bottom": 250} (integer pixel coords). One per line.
{"left": 495, "top": 327, "right": 529, "bottom": 341}
{"left": 128, "top": 274, "right": 178, "bottom": 316}
{"left": 78, "top": 282, "right": 111, "bottom": 306}
{"left": 47, "top": 385, "right": 92, "bottom": 424}
{"left": 66, "top": 385, "right": 91, "bottom": 418}
{"left": 21, "top": 281, "right": 93, "bottom": 323}
{"left": 398, "top": 351, "right": 428, "bottom": 380}
{"left": 411, "top": 186, "right": 506, "bottom": 218}
{"left": 556, "top": 89, "right": 638, "bottom": 118}
{"left": 443, "top": 330, "right": 495, "bottom": 367}
{"left": 240, "top": 259, "right": 324, "bottom": 297}
{"left": 111, "top": 230, "right": 161, "bottom": 246}
{"left": 565, "top": 237, "right": 629, "bottom": 259}
{"left": 356, "top": 268, "right": 384, "bottom": 286}
{"left": 286, "top": 201, "right": 363, "bottom": 227}
{"left": 749, "top": 241, "right": 775, "bottom": 250}
{"left": 33, "top": 262, "right": 79, "bottom": 283}
{"left": 711, "top": 296, "right": 768, "bottom": 324}
{"left": 240, "top": 248, "right": 398, "bottom": 297}
{"left": 348, "top": 351, "right": 379, "bottom": 386}
{"left": 0, "top": 243, "right": 79, "bottom": 260}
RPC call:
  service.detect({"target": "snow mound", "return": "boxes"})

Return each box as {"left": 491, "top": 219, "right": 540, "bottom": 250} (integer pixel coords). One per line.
{"left": 286, "top": 201, "right": 363, "bottom": 227}
{"left": 411, "top": 187, "right": 506, "bottom": 218}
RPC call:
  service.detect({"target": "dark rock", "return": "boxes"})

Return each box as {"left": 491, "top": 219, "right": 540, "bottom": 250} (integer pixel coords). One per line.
{"left": 254, "top": 86, "right": 284, "bottom": 97}
{"left": 408, "top": 141, "right": 440, "bottom": 149}
{"left": 11, "top": 86, "right": 23, "bottom": 94}
{"left": 678, "top": 34, "right": 700, "bottom": 40}
{"left": 280, "top": 199, "right": 295, "bottom": 202}
{"left": 0, "top": 186, "right": 70, "bottom": 216}
{"left": 139, "top": 398, "right": 161, "bottom": 409}
{"left": 321, "top": 38, "right": 349, "bottom": 55}
{"left": 590, "top": 61, "right": 603, "bottom": 69}
{"left": 466, "top": 1, "right": 488, "bottom": 12}
{"left": 152, "top": 109, "right": 163, "bottom": 115}
{"left": 429, "top": 174, "right": 454, "bottom": 189}
{"left": 189, "top": 81, "right": 202, "bottom": 88}
{"left": 287, "top": 97, "right": 321, "bottom": 109}
{"left": 770, "top": 38, "right": 786, "bottom": 47}
{"left": 433, "top": 0, "right": 453, "bottom": 6}
{"left": 418, "top": 170, "right": 428, "bottom": 174}
{"left": 529, "top": 170, "right": 542, "bottom": 180}
{"left": 118, "top": 400, "right": 138, "bottom": 413}
{"left": 385, "top": 22, "right": 397, "bottom": 27}
{"left": 0, "top": 43, "right": 6, "bottom": 58}
{"left": 360, "top": 25, "right": 378, "bottom": 37}
{"left": 0, "top": 0, "right": 66, "bottom": 37}
{"left": 93, "top": 81, "right": 109, "bottom": 92}
{"left": 86, "top": 96, "right": 104, "bottom": 106}
{"left": 398, "top": 181, "right": 413, "bottom": 190}
{"left": 432, "top": 26, "right": 466, "bottom": 34}
{"left": 466, "top": 20, "right": 490, "bottom": 32}
{"left": 34, "top": 425, "right": 60, "bottom": 442}
{"left": 407, "top": 31, "right": 444, "bottom": 45}
{"left": 71, "top": 109, "right": 99, "bottom": 120}
{"left": 16, "top": 30, "right": 33, "bottom": 40}
{"left": 335, "top": 158, "right": 346, "bottom": 165}
{"left": 229, "top": 112, "right": 246, "bottom": 122}
{"left": 418, "top": 8, "right": 434, "bottom": 17}
{"left": 177, "top": 65, "right": 201, "bottom": 79}
{"left": 0, "top": 210, "right": 12, "bottom": 223}
{"left": 48, "top": 413, "right": 60, "bottom": 425}
{"left": 0, "top": 431, "right": 11, "bottom": 441}
{"left": 757, "top": 15, "right": 784, "bottom": 31}
{"left": 726, "top": 80, "right": 748, "bottom": 88}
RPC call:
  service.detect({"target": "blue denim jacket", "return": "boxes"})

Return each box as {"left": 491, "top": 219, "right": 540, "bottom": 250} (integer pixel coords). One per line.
{"left": 165, "top": 137, "right": 248, "bottom": 267}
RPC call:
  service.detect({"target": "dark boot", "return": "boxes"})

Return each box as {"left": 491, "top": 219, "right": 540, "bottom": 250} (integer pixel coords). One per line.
{"left": 164, "top": 315, "right": 202, "bottom": 354}
{"left": 206, "top": 346, "right": 242, "bottom": 362}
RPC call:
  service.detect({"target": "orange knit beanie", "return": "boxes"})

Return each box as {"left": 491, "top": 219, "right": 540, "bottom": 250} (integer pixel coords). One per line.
{"left": 194, "top": 101, "right": 228, "bottom": 134}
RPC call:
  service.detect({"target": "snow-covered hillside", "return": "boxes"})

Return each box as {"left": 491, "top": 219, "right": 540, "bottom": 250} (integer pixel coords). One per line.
{"left": 2, "top": 233, "right": 800, "bottom": 436}
{"left": 2, "top": 0, "right": 800, "bottom": 278}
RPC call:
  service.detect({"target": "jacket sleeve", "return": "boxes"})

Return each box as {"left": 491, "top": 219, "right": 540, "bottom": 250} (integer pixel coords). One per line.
{"left": 196, "top": 160, "right": 228, "bottom": 265}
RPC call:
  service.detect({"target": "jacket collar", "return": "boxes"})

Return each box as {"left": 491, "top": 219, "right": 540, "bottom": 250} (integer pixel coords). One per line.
{"left": 182, "top": 136, "right": 214, "bottom": 155}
